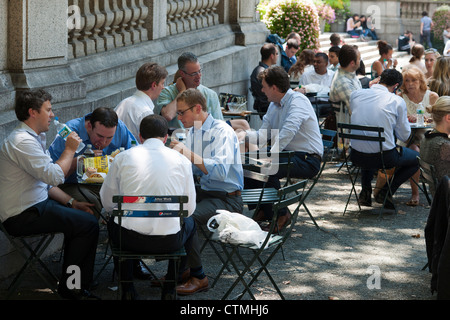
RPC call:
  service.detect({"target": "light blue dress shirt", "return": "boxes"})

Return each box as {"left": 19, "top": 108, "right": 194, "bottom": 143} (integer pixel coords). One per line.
{"left": 186, "top": 114, "right": 243, "bottom": 193}
{"left": 48, "top": 113, "right": 137, "bottom": 183}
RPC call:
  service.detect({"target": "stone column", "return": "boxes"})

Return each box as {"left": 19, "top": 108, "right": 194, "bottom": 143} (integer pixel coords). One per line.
{"left": 223, "top": 0, "right": 268, "bottom": 46}
{"left": 7, "top": 0, "right": 85, "bottom": 103}
{"left": 0, "top": 0, "right": 14, "bottom": 114}
{"left": 143, "top": 0, "right": 167, "bottom": 40}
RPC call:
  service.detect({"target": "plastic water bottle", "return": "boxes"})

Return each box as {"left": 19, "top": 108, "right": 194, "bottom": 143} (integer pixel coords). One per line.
{"left": 54, "top": 117, "right": 85, "bottom": 153}
{"left": 131, "top": 140, "right": 137, "bottom": 147}
{"left": 416, "top": 103, "right": 425, "bottom": 127}
{"left": 84, "top": 144, "right": 95, "bottom": 157}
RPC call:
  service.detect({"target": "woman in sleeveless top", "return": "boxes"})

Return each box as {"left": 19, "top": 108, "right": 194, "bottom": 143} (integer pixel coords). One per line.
{"left": 397, "top": 67, "right": 439, "bottom": 206}
{"left": 371, "top": 41, "right": 398, "bottom": 79}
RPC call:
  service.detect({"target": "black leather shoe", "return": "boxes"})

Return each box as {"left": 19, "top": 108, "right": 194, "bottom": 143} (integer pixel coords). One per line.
{"left": 133, "top": 260, "right": 153, "bottom": 280}
{"left": 358, "top": 189, "right": 372, "bottom": 207}
{"left": 375, "top": 188, "right": 395, "bottom": 210}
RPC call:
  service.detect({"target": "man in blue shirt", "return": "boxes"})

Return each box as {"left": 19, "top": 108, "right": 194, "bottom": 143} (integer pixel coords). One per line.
{"left": 170, "top": 88, "right": 243, "bottom": 295}
{"left": 420, "top": 11, "right": 434, "bottom": 49}
{"left": 49, "top": 107, "right": 136, "bottom": 219}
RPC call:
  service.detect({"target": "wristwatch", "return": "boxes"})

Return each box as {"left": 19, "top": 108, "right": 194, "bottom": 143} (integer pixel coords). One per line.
{"left": 67, "top": 198, "right": 75, "bottom": 208}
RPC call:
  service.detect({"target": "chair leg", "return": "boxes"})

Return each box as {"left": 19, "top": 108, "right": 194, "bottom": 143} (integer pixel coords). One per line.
{"left": 6, "top": 235, "right": 58, "bottom": 299}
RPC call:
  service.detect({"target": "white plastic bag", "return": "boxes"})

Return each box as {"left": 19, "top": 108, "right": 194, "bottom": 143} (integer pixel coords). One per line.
{"left": 207, "top": 210, "right": 268, "bottom": 248}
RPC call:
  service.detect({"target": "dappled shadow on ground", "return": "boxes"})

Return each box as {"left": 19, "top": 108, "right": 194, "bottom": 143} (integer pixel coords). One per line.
{"left": 0, "top": 163, "right": 435, "bottom": 301}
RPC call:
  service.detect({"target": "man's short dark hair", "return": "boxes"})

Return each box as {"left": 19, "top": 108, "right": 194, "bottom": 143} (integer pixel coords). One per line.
{"left": 261, "top": 43, "right": 277, "bottom": 61}
{"left": 338, "top": 44, "right": 359, "bottom": 68}
{"left": 178, "top": 52, "right": 198, "bottom": 71}
{"left": 140, "top": 114, "right": 168, "bottom": 140}
{"left": 315, "top": 52, "right": 329, "bottom": 64}
{"left": 329, "top": 33, "right": 341, "bottom": 46}
{"left": 88, "top": 107, "right": 118, "bottom": 129}
{"left": 286, "top": 39, "right": 299, "bottom": 50}
{"left": 379, "top": 69, "right": 403, "bottom": 88}
{"left": 15, "top": 89, "right": 52, "bottom": 122}
{"left": 258, "top": 65, "right": 290, "bottom": 93}
{"left": 329, "top": 46, "right": 341, "bottom": 55}
{"left": 135, "top": 63, "right": 168, "bottom": 91}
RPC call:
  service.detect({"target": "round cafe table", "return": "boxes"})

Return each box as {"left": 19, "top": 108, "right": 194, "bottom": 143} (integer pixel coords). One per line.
{"left": 406, "top": 122, "right": 434, "bottom": 148}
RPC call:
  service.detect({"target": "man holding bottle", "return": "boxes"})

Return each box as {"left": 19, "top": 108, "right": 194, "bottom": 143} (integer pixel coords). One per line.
{"left": 0, "top": 89, "right": 100, "bottom": 299}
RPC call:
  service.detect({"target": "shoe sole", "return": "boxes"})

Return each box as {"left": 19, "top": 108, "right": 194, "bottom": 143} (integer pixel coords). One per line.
{"left": 176, "top": 286, "right": 209, "bottom": 296}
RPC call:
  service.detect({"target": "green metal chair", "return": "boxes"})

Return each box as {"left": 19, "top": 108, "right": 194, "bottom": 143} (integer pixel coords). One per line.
{"left": 337, "top": 123, "right": 397, "bottom": 216}
{"left": 110, "top": 195, "right": 189, "bottom": 299}
{"left": 0, "top": 222, "right": 59, "bottom": 299}
{"left": 209, "top": 179, "right": 308, "bottom": 300}
{"left": 417, "top": 156, "right": 439, "bottom": 205}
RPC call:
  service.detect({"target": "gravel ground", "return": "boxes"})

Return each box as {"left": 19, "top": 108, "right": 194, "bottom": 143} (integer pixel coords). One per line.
{"left": 0, "top": 162, "right": 436, "bottom": 303}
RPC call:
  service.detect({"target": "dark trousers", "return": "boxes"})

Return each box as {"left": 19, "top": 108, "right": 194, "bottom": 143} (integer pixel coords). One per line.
{"left": 3, "top": 199, "right": 99, "bottom": 290}
{"left": 350, "top": 147, "right": 419, "bottom": 194}
{"left": 245, "top": 151, "right": 320, "bottom": 219}
{"left": 107, "top": 216, "right": 199, "bottom": 291}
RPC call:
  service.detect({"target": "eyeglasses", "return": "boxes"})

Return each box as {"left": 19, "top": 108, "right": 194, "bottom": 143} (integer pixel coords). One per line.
{"left": 176, "top": 105, "right": 196, "bottom": 116}
{"left": 182, "top": 68, "right": 202, "bottom": 77}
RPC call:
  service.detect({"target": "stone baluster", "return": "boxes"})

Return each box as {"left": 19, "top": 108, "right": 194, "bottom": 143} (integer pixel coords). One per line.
{"left": 192, "top": 0, "right": 203, "bottom": 29}
{"left": 184, "top": 0, "right": 196, "bottom": 32}
{"left": 126, "top": 0, "right": 141, "bottom": 44}
{"left": 99, "top": 0, "right": 116, "bottom": 51}
{"left": 174, "top": 0, "right": 185, "bottom": 34}
{"left": 118, "top": 0, "right": 133, "bottom": 46}
{"left": 136, "top": 0, "right": 148, "bottom": 41}
{"left": 90, "top": 0, "right": 106, "bottom": 53}
{"left": 80, "top": 0, "right": 97, "bottom": 55}
{"left": 111, "top": 0, "right": 124, "bottom": 47}
{"left": 68, "top": 0, "right": 86, "bottom": 59}
{"left": 209, "top": 0, "right": 219, "bottom": 26}
{"left": 198, "top": 0, "right": 208, "bottom": 29}
{"left": 167, "top": 0, "right": 178, "bottom": 35}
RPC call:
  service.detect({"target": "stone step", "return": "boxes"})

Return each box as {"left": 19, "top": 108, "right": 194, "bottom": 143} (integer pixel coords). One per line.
{"left": 317, "top": 32, "right": 408, "bottom": 74}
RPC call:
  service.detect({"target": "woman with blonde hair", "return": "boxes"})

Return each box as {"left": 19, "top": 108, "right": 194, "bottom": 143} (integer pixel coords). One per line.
{"left": 419, "top": 96, "right": 450, "bottom": 194}
{"left": 428, "top": 57, "right": 450, "bottom": 96}
{"left": 394, "top": 67, "right": 439, "bottom": 205}
{"left": 424, "top": 48, "right": 440, "bottom": 80}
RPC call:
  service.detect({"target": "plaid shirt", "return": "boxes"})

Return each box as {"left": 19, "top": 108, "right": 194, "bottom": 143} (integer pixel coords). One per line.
{"left": 330, "top": 68, "right": 362, "bottom": 115}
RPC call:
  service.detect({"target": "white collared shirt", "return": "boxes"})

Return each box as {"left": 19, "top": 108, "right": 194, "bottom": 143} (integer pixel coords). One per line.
{"left": 0, "top": 122, "right": 65, "bottom": 222}
{"left": 299, "top": 68, "right": 335, "bottom": 95}
{"left": 114, "top": 90, "right": 155, "bottom": 140}
{"left": 247, "top": 89, "right": 323, "bottom": 156}
{"left": 100, "top": 139, "right": 196, "bottom": 236}
{"left": 349, "top": 84, "right": 411, "bottom": 153}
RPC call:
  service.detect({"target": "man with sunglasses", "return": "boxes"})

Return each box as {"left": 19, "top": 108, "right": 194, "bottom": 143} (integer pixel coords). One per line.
{"left": 170, "top": 88, "right": 244, "bottom": 294}
{"left": 155, "top": 52, "right": 224, "bottom": 129}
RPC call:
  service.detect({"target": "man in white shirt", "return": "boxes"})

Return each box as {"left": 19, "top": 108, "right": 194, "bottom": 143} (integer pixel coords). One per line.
{"left": 0, "top": 89, "right": 99, "bottom": 300}
{"left": 243, "top": 66, "right": 323, "bottom": 231}
{"left": 100, "top": 114, "right": 206, "bottom": 299}
{"left": 299, "top": 52, "right": 335, "bottom": 95}
{"left": 115, "top": 62, "right": 168, "bottom": 140}
{"left": 349, "top": 69, "right": 419, "bottom": 209}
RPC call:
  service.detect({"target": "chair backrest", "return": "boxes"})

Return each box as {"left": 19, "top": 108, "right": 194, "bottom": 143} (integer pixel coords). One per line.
{"left": 320, "top": 128, "right": 337, "bottom": 152}
{"left": 270, "top": 179, "right": 308, "bottom": 238}
{"left": 112, "top": 195, "right": 189, "bottom": 219}
{"left": 418, "top": 156, "right": 439, "bottom": 196}
{"left": 242, "top": 150, "right": 294, "bottom": 186}
{"left": 337, "top": 123, "right": 385, "bottom": 153}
